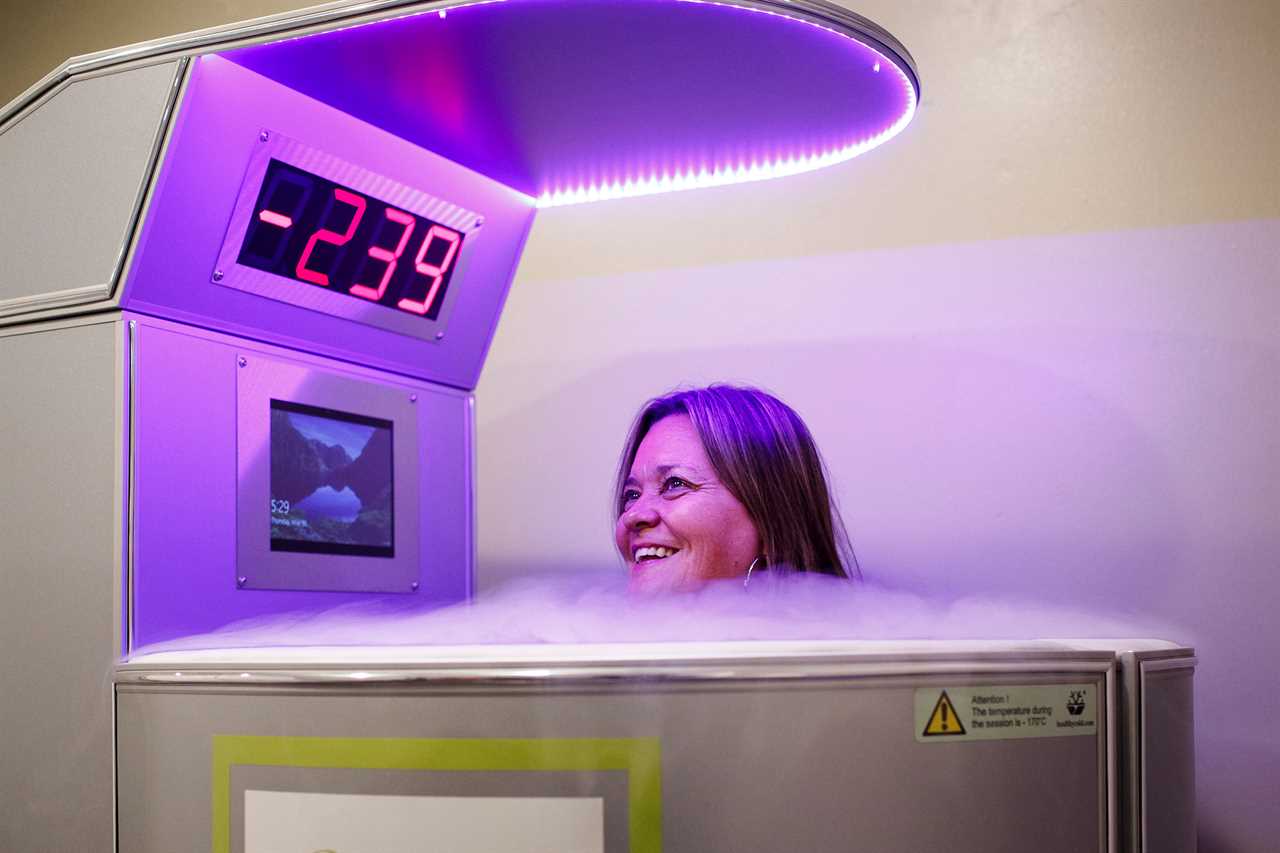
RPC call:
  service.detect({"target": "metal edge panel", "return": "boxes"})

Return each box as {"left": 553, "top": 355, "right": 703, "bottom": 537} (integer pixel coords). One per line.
{"left": 117, "top": 652, "right": 1117, "bottom": 688}
{"left": 125, "top": 319, "right": 139, "bottom": 657}
{"left": 0, "top": 302, "right": 123, "bottom": 330}
{"left": 112, "top": 319, "right": 126, "bottom": 853}
{"left": 1117, "top": 650, "right": 1142, "bottom": 853}
{"left": 1136, "top": 653, "right": 1196, "bottom": 853}
{"left": 1120, "top": 648, "right": 1195, "bottom": 853}
{"left": 1138, "top": 656, "right": 1197, "bottom": 673}
{"left": 1105, "top": 662, "right": 1118, "bottom": 853}
{"left": 0, "top": 311, "right": 119, "bottom": 340}
{"left": 465, "top": 393, "right": 478, "bottom": 600}
{"left": 0, "top": 318, "right": 120, "bottom": 849}
{"left": 112, "top": 686, "right": 120, "bottom": 853}
{"left": 0, "top": 284, "right": 113, "bottom": 317}
{"left": 0, "top": 58, "right": 190, "bottom": 325}
{"left": 116, "top": 649, "right": 1118, "bottom": 853}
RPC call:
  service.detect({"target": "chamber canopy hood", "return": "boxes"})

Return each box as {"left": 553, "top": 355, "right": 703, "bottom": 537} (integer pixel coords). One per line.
{"left": 217, "top": 0, "right": 919, "bottom": 205}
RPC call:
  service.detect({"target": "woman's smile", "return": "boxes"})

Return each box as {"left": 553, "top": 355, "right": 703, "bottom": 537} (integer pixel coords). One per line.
{"left": 632, "top": 544, "right": 681, "bottom": 563}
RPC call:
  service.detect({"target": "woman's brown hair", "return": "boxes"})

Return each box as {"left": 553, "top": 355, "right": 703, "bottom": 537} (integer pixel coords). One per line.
{"left": 614, "top": 385, "right": 859, "bottom": 579}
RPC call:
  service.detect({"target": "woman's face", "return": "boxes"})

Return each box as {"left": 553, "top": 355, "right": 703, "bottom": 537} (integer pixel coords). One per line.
{"left": 616, "top": 414, "right": 761, "bottom": 594}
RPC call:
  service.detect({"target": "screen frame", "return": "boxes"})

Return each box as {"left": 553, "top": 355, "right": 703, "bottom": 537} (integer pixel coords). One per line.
{"left": 268, "top": 399, "right": 396, "bottom": 559}
{"left": 236, "top": 352, "right": 420, "bottom": 593}
{"left": 213, "top": 130, "right": 484, "bottom": 341}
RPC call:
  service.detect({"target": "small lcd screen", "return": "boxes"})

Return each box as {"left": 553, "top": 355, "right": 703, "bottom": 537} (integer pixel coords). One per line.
{"left": 270, "top": 400, "right": 394, "bottom": 557}
{"left": 238, "top": 159, "right": 465, "bottom": 321}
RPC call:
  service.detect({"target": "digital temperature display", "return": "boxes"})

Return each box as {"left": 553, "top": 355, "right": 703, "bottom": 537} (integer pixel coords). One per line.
{"left": 237, "top": 159, "right": 464, "bottom": 320}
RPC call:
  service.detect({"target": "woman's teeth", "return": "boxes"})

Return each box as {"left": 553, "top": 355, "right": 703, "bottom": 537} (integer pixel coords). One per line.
{"left": 634, "top": 546, "right": 678, "bottom": 562}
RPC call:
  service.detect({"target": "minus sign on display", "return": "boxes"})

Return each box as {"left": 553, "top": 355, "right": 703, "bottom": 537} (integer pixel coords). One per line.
{"left": 258, "top": 209, "right": 293, "bottom": 228}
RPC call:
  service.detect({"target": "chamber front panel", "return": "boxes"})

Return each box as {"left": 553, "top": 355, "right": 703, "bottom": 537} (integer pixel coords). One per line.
{"left": 128, "top": 317, "right": 472, "bottom": 650}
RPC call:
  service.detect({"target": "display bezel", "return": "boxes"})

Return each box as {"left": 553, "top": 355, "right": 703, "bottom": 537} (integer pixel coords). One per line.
{"left": 268, "top": 399, "right": 396, "bottom": 559}
{"left": 213, "top": 130, "right": 484, "bottom": 341}
{"left": 236, "top": 352, "right": 420, "bottom": 593}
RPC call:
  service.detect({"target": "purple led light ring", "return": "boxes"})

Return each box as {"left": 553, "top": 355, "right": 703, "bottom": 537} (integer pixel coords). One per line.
{"left": 537, "top": 0, "right": 919, "bottom": 206}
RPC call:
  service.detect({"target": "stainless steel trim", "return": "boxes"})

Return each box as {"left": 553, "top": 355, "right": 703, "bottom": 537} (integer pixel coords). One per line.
{"left": 0, "top": 68, "right": 75, "bottom": 137}
{"left": 125, "top": 319, "right": 138, "bottom": 656}
{"left": 464, "top": 392, "right": 477, "bottom": 599}
{"left": 744, "top": 0, "right": 919, "bottom": 94}
{"left": 1117, "top": 650, "right": 1143, "bottom": 853}
{"left": 1139, "top": 656, "right": 1198, "bottom": 674}
{"left": 0, "top": 311, "right": 119, "bottom": 339}
{"left": 1141, "top": 712, "right": 1152, "bottom": 850}
{"left": 0, "top": 284, "right": 112, "bottom": 319}
{"left": 1, "top": 0, "right": 919, "bottom": 134}
{"left": 111, "top": 687, "right": 119, "bottom": 853}
{"left": 116, "top": 654, "right": 1114, "bottom": 687}
{"left": 112, "top": 322, "right": 128, "bottom": 853}
{"left": 1105, "top": 663, "right": 1118, "bottom": 853}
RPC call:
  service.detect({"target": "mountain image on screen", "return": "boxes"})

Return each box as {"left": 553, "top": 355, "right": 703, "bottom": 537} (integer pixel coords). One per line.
{"left": 270, "top": 401, "right": 393, "bottom": 556}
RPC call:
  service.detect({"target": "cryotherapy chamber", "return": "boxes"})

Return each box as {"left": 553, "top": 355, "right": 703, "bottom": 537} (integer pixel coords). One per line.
{"left": 0, "top": 1, "right": 1194, "bottom": 851}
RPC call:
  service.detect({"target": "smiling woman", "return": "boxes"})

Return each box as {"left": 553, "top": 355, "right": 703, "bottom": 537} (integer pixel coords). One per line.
{"left": 614, "top": 385, "right": 859, "bottom": 594}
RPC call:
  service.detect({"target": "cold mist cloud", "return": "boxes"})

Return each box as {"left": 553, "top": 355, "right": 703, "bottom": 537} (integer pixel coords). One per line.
{"left": 134, "top": 572, "right": 1179, "bottom": 654}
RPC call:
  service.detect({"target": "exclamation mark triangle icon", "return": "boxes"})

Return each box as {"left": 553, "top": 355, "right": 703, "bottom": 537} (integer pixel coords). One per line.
{"left": 922, "top": 690, "right": 967, "bottom": 737}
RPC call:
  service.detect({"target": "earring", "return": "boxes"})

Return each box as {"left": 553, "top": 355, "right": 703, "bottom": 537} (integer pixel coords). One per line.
{"left": 744, "top": 556, "right": 766, "bottom": 589}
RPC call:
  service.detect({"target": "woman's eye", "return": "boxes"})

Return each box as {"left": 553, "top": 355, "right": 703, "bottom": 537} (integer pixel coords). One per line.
{"left": 620, "top": 489, "right": 641, "bottom": 508}
{"left": 661, "top": 476, "right": 691, "bottom": 494}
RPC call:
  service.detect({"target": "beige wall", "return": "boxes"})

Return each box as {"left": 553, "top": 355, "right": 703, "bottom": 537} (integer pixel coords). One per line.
{"left": 4, "top": 2, "right": 1278, "bottom": 851}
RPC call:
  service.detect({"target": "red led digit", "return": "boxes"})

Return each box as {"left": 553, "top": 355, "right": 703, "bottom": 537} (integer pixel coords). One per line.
{"left": 296, "top": 188, "right": 367, "bottom": 286}
{"left": 349, "top": 208, "right": 416, "bottom": 301}
{"left": 397, "top": 225, "right": 461, "bottom": 315}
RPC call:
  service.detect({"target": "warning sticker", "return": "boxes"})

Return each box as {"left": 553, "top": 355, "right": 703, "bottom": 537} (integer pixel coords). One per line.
{"left": 921, "top": 691, "right": 967, "bottom": 736}
{"left": 914, "top": 684, "right": 1097, "bottom": 743}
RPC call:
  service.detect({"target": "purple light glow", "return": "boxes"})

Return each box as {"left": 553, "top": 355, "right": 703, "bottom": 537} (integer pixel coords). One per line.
{"left": 534, "top": 1, "right": 918, "bottom": 205}
{"left": 220, "top": 0, "right": 918, "bottom": 206}
{"left": 535, "top": 87, "right": 916, "bottom": 207}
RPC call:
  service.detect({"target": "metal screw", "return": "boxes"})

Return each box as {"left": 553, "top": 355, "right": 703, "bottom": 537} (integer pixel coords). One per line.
{"left": 237, "top": 356, "right": 247, "bottom": 368}
{"left": 410, "top": 581, "right": 420, "bottom": 591}
{"left": 409, "top": 393, "right": 418, "bottom": 403}
{"left": 259, "top": 130, "right": 269, "bottom": 142}
{"left": 212, "top": 270, "right": 224, "bottom": 282}
{"left": 435, "top": 332, "right": 445, "bottom": 341}
{"left": 237, "top": 576, "right": 247, "bottom": 587}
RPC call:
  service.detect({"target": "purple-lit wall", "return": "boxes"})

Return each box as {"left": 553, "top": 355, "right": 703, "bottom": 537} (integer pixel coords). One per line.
{"left": 475, "top": 6, "right": 1280, "bottom": 852}
{"left": 483, "top": 219, "right": 1279, "bottom": 852}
